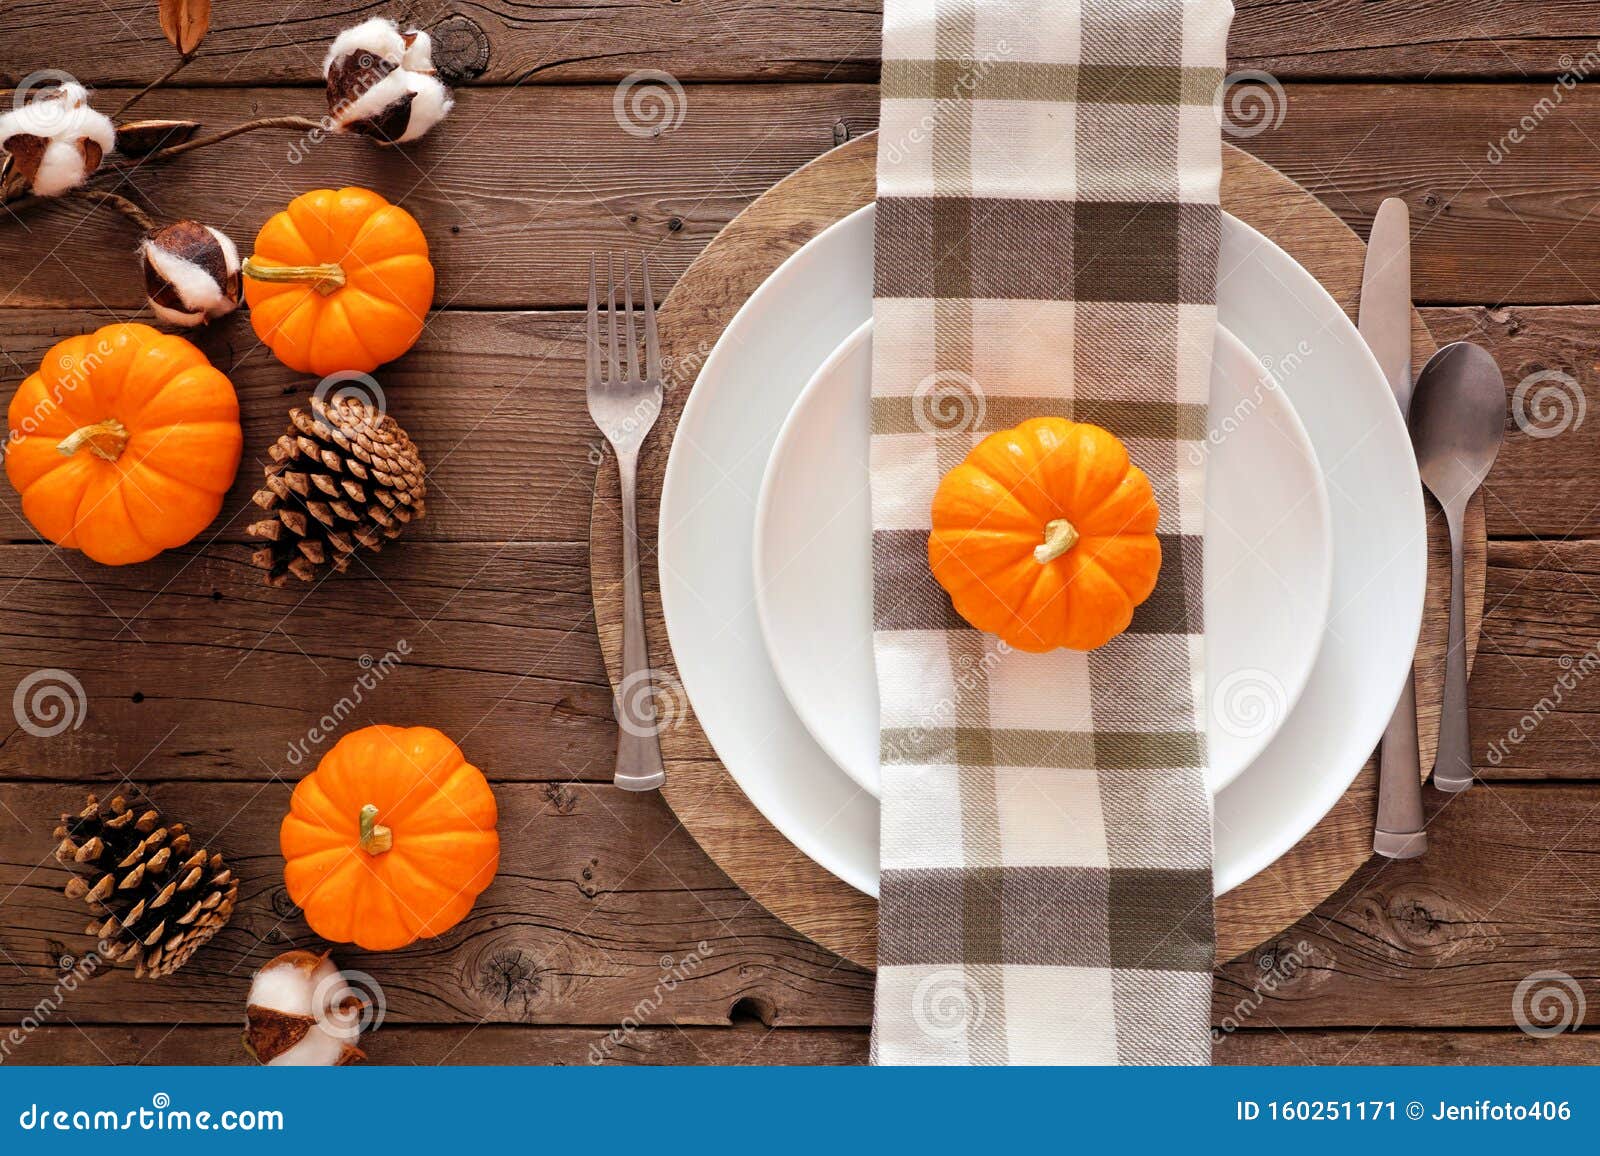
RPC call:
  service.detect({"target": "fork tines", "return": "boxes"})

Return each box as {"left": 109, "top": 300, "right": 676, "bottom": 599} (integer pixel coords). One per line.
{"left": 586, "top": 252, "right": 661, "bottom": 389}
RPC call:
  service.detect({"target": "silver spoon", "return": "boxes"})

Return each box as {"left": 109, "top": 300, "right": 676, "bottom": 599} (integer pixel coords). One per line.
{"left": 1409, "top": 342, "right": 1505, "bottom": 792}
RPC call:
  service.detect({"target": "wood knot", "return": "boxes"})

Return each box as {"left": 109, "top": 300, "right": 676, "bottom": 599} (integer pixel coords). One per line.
{"left": 270, "top": 887, "right": 302, "bottom": 920}
{"left": 478, "top": 947, "right": 546, "bottom": 1018}
{"left": 728, "top": 994, "right": 776, "bottom": 1026}
{"left": 431, "top": 15, "right": 491, "bottom": 83}
{"left": 542, "top": 783, "right": 579, "bottom": 815}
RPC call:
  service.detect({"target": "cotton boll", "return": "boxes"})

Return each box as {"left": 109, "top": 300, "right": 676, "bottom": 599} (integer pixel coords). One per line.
{"left": 0, "top": 81, "right": 115, "bottom": 196}
{"left": 395, "top": 72, "right": 455, "bottom": 143}
{"left": 140, "top": 220, "right": 242, "bottom": 327}
{"left": 242, "top": 949, "right": 368, "bottom": 1066}
{"left": 324, "top": 17, "right": 453, "bottom": 145}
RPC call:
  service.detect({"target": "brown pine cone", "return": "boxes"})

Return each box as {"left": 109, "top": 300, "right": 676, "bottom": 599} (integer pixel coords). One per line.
{"left": 246, "top": 395, "right": 426, "bottom": 586}
{"left": 54, "top": 793, "right": 237, "bottom": 979}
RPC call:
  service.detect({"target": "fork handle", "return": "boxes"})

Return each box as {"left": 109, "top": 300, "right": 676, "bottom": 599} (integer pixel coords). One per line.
{"left": 613, "top": 451, "right": 667, "bottom": 792}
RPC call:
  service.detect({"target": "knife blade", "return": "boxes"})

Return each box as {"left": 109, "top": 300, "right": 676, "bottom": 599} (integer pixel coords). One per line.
{"left": 1361, "top": 197, "right": 1427, "bottom": 859}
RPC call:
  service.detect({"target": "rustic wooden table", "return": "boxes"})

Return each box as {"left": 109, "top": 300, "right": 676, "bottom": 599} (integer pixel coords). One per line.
{"left": 2, "top": 2, "right": 1598, "bottom": 1066}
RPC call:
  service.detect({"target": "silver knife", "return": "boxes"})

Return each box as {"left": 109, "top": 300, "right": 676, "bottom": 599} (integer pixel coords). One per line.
{"left": 1362, "top": 197, "right": 1427, "bottom": 859}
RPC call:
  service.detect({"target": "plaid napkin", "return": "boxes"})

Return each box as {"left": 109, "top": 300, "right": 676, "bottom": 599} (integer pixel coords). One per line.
{"left": 870, "top": 0, "right": 1233, "bottom": 1065}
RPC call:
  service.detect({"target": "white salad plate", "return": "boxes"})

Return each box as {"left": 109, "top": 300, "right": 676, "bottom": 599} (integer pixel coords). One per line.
{"left": 752, "top": 319, "right": 1333, "bottom": 797}
{"left": 657, "top": 204, "right": 1427, "bottom": 896}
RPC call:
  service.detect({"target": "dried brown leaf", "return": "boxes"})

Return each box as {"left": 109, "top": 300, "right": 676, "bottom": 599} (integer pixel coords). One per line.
{"left": 158, "top": 0, "right": 210, "bottom": 56}
{"left": 115, "top": 118, "right": 201, "bottom": 157}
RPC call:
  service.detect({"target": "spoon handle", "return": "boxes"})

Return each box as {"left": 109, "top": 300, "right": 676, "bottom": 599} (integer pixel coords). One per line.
{"left": 1434, "top": 501, "right": 1474, "bottom": 791}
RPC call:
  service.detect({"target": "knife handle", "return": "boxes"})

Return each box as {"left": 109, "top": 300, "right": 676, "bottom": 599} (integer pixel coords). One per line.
{"left": 1374, "top": 668, "right": 1427, "bottom": 858}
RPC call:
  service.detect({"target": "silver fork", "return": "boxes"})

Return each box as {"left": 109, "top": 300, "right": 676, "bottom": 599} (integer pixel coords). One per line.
{"left": 587, "top": 253, "right": 667, "bottom": 791}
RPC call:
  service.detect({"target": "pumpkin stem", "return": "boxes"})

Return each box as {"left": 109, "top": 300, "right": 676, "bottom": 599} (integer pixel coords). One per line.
{"left": 357, "top": 804, "right": 393, "bottom": 855}
{"left": 56, "top": 418, "right": 130, "bottom": 463}
{"left": 242, "top": 255, "right": 346, "bottom": 296}
{"left": 1034, "top": 518, "right": 1080, "bottom": 564}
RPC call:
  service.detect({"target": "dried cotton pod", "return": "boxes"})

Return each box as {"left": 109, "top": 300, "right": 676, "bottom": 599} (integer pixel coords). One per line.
{"left": 324, "top": 17, "right": 453, "bottom": 145}
{"left": 139, "top": 219, "right": 242, "bottom": 327}
{"left": 0, "top": 82, "right": 115, "bottom": 196}
{"left": 242, "top": 949, "right": 369, "bottom": 1065}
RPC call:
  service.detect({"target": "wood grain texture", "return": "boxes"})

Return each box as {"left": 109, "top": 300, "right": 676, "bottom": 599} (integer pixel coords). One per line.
{"left": 6, "top": 84, "right": 1600, "bottom": 309}
{"left": 4, "top": 2, "right": 1591, "bottom": 85}
{"left": 12, "top": 1025, "right": 1597, "bottom": 1066}
{"left": 0, "top": 782, "right": 875, "bottom": 1027}
{"left": 1215, "top": 783, "right": 1600, "bottom": 1028}
{"left": 0, "top": 543, "right": 620, "bottom": 783}
{"left": 1425, "top": 306, "right": 1600, "bottom": 538}
{"left": 589, "top": 131, "right": 1486, "bottom": 970}
{"left": 0, "top": 85, "right": 878, "bottom": 310}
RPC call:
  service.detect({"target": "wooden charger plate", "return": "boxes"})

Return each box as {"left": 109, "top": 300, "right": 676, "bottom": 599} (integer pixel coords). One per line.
{"left": 592, "top": 133, "right": 1486, "bottom": 967}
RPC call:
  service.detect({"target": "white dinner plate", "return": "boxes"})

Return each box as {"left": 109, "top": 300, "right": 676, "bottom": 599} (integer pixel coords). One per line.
{"left": 658, "top": 204, "right": 1426, "bottom": 896}
{"left": 752, "top": 320, "right": 1333, "bottom": 796}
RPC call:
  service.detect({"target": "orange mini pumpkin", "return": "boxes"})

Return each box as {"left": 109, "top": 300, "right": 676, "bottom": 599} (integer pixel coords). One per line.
{"left": 242, "top": 187, "right": 433, "bottom": 376}
{"left": 5, "top": 323, "right": 242, "bottom": 565}
{"left": 281, "top": 725, "right": 499, "bottom": 951}
{"left": 929, "top": 417, "right": 1162, "bottom": 653}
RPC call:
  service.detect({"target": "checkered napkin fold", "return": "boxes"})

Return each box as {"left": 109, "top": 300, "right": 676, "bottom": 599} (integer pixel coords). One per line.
{"left": 870, "top": 0, "right": 1234, "bottom": 1064}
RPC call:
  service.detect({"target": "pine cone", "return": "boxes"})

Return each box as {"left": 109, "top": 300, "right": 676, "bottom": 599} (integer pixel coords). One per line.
{"left": 53, "top": 793, "right": 238, "bottom": 979}
{"left": 246, "top": 396, "right": 426, "bottom": 586}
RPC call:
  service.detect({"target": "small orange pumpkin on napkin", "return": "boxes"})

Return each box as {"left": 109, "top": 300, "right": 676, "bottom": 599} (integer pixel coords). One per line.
{"left": 929, "top": 417, "right": 1161, "bottom": 652}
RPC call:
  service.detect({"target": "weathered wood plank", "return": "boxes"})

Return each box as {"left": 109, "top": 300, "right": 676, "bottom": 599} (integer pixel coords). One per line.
{"left": 1, "top": 2, "right": 884, "bottom": 87}
{"left": 0, "top": 85, "right": 878, "bottom": 310}
{"left": 0, "top": 782, "right": 876, "bottom": 1027}
{"left": 5, "top": 2, "right": 1594, "bottom": 85}
{"left": 1425, "top": 306, "right": 1600, "bottom": 538}
{"left": 3, "top": 85, "right": 1600, "bottom": 309}
{"left": 4, "top": 1024, "right": 872, "bottom": 1066}
{"left": 1214, "top": 783, "right": 1600, "bottom": 1027}
{"left": 0, "top": 543, "right": 622, "bottom": 783}
{"left": 0, "top": 309, "right": 601, "bottom": 546}
{"left": 1236, "top": 86, "right": 1600, "bottom": 306}
{"left": 1469, "top": 541, "right": 1600, "bottom": 780}
{"left": 1216, "top": 1029, "right": 1600, "bottom": 1066}
{"left": 15, "top": 1024, "right": 1593, "bottom": 1066}
{"left": 7, "top": 780, "right": 1599, "bottom": 1030}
